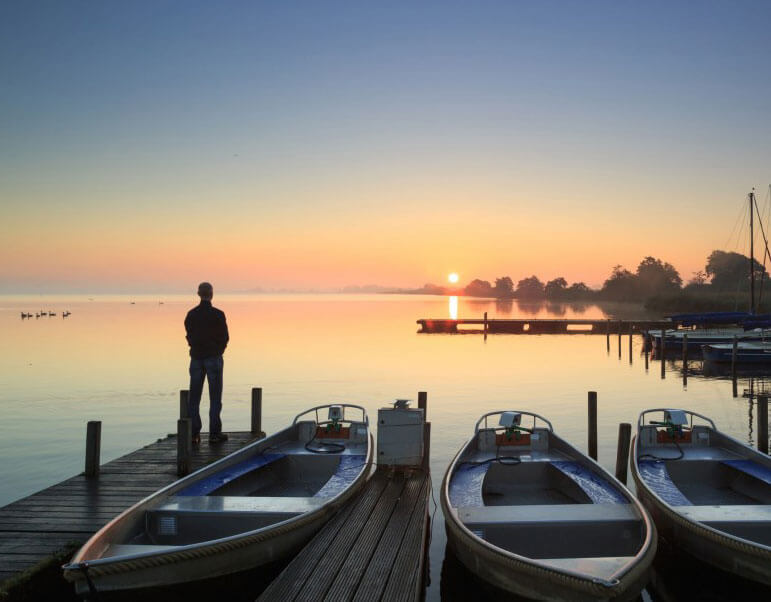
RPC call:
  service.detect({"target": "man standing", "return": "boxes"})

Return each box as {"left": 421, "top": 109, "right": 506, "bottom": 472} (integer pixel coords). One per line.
{"left": 185, "top": 282, "right": 229, "bottom": 445}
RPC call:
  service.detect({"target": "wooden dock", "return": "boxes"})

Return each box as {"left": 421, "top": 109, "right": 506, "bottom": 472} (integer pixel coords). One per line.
{"left": 417, "top": 317, "right": 672, "bottom": 334}
{"left": 0, "top": 431, "right": 256, "bottom": 595}
{"left": 257, "top": 467, "right": 430, "bottom": 602}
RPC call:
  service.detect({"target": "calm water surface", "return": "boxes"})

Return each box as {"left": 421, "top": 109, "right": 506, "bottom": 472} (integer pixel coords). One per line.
{"left": 0, "top": 294, "right": 764, "bottom": 600}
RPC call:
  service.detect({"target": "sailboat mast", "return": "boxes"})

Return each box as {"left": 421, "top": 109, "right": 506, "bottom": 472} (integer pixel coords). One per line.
{"left": 750, "top": 189, "right": 756, "bottom": 315}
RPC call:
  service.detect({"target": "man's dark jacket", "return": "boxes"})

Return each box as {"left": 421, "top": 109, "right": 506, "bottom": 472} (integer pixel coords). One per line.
{"left": 184, "top": 300, "right": 229, "bottom": 359}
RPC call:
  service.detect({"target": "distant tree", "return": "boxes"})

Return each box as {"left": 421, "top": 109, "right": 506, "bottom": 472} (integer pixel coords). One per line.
{"left": 601, "top": 265, "right": 639, "bottom": 300}
{"left": 706, "top": 250, "right": 767, "bottom": 291}
{"left": 493, "top": 276, "right": 514, "bottom": 298}
{"left": 636, "top": 256, "right": 682, "bottom": 296}
{"left": 516, "top": 275, "right": 545, "bottom": 299}
{"left": 688, "top": 270, "right": 708, "bottom": 286}
{"left": 544, "top": 277, "right": 568, "bottom": 299}
{"left": 464, "top": 279, "right": 494, "bottom": 297}
{"left": 566, "top": 282, "right": 593, "bottom": 298}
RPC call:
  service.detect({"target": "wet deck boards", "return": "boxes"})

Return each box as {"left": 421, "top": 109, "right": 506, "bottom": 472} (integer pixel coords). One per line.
{"left": 257, "top": 467, "right": 431, "bottom": 602}
{"left": 0, "top": 431, "right": 257, "bottom": 586}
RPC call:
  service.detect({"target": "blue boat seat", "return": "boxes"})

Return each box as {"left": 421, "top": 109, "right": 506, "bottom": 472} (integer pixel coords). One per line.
{"left": 550, "top": 461, "right": 627, "bottom": 504}
{"left": 448, "top": 462, "right": 491, "bottom": 507}
{"left": 176, "top": 453, "right": 285, "bottom": 497}
{"left": 314, "top": 454, "right": 367, "bottom": 497}
{"left": 637, "top": 460, "right": 691, "bottom": 506}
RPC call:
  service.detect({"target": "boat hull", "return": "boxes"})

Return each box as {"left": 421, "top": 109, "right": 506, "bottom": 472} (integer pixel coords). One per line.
{"left": 631, "top": 415, "right": 771, "bottom": 586}
{"left": 64, "top": 405, "right": 373, "bottom": 595}
{"left": 441, "top": 412, "right": 655, "bottom": 602}
{"left": 702, "top": 342, "right": 771, "bottom": 363}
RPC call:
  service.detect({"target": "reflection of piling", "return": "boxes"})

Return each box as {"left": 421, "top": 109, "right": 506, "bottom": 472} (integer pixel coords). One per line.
{"left": 759, "top": 394, "right": 768, "bottom": 454}
{"left": 588, "top": 391, "right": 598, "bottom": 461}
{"left": 483, "top": 312, "right": 488, "bottom": 341}
{"left": 615, "top": 422, "right": 631, "bottom": 484}
{"left": 628, "top": 325, "right": 633, "bottom": 364}
{"left": 660, "top": 330, "right": 665, "bottom": 379}
{"left": 644, "top": 340, "right": 649, "bottom": 371}
{"left": 732, "top": 336, "right": 738, "bottom": 397}
{"left": 682, "top": 334, "right": 688, "bottom": 387}
{"left": 617, "top": 328, "right": 621, "bottom": 359}
{"left": 606, "top": 320, "right": 610, "bottom": 352}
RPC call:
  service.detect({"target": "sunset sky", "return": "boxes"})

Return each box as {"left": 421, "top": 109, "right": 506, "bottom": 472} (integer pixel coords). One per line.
{"left": 2, "top": 1, "right": 771, "bottom": 293}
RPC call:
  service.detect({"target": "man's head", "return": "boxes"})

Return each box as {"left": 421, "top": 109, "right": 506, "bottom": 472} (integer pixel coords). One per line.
{"left": 197, "top": 282, "right": 213, "bottom": 300}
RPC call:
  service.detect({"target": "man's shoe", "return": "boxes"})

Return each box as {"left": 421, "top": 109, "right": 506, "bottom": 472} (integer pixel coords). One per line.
{"left": 209, "top": 432, "right": 229, "bottom": 444}
{"left": 191, "top": 434, "right": 201, "bottom": 446}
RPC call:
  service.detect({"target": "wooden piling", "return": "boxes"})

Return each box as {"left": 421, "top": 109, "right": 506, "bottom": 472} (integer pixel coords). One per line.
{"left": 418, "top": 391, "right": 428, "bottom": 414}
{"left": 615, "top": 423, "right": 632, "bottom": 484}
{"left": 606, "top": 320, "right": 610, "bottom": 352}
{"left": 660, "top": 329, "right": 665, "bottom": 379}
{"left": 251, "top": 387, "right": 263, "bottom": 434}
{"left": 177, "top": 418, "right": 192, "bottom": 476}
{"left": 628, "top": 325, "right": 633, "bottom": 364}
{"left": 617, "top": 327, "right": 621, "bottom": 359}
{"left": 483, "top": 312, "right": 488, "bottom": 340}
{"left": 179, "top": 389, "right": 189, "bottom": 419}
{"left": 732, "top": 336, "right": 738, "bottom": 380}
{"left": 759, "top": 394, "right": 769, "bottom": 454}
{"left": 85, "top": 421, "right": 101, "bottom": 478}
{"left": 644, "top": 341, "right": 649, "bottom": 371}
{"left": 588, "top": 392, "right": 598, "bottom": 461}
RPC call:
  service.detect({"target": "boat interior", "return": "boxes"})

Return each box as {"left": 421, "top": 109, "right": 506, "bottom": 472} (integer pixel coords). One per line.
{"left": 449, "top": 423, "right": 645, "bottom": 576}
{"left": 636, "top": 413, "right": 771, "bottom": 546}
{"left": 100, "top": 416, "right": 369, "bottom": 557}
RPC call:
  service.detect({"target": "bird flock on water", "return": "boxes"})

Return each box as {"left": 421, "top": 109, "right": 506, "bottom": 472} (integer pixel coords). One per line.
{"left": 20, "top": 310, "right": 71, "bottom": 319}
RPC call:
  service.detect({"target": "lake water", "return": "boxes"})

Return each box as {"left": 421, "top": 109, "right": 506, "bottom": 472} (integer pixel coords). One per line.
{"left": 0, "top": 294, "right": 765, "bottom": 600}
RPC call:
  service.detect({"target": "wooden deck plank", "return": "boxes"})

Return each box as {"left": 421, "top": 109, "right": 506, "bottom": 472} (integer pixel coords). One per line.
{"left": 257, "top": 472, "right": 391, "bottom": 602}
{"left": 381, "top": 475, "right": 430, "bottom": 602}
{"left": 351, "top": 473, "right": 426, "bottom": 602}
{"left": 259, "top": 469, "right": 429, "bottom": 602}
{"left": 321, "top": 473, "right": 406, "bottom": 602}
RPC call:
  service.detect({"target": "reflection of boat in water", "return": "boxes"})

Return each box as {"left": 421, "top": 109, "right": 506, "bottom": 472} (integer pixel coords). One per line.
{"left": 63, "top": 404, "right": 372, "bottom": 596}
{"left": 703, "top": 341, "right": 771, "bottom": 364}
{"left": 631, "top": 409, "right": 771, "bottom": 587}
{"left": 441, "top": 410, "right": 655, "bottom": 601}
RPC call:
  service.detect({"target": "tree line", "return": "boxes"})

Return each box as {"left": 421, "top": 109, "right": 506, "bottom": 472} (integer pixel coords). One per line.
{"left": 454, "top": 250, "right": 768, "bottom": 304}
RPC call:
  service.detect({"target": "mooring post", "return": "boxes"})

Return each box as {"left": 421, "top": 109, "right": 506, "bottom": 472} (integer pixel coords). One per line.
{"left": 251, "top": 387, "right": 263, "bottom": 435}
{"left": 644, "top": 339, "right": 649, "bottom": 371}
{"left": 617, "top": 326, "right": 622, "bottom": 359}
{"left": 418, "top": 391, "right": 428, "bottom": 414}
{"left": 588, "top": 391, "right": 598, "bottom": 461}
{"left": 732, "top": 335, "right": 738, "bottom": 381}
{"left": 628, "top": 324, "right": 633, "bottom": 364}
{"left": 179, "top": 389, "right": 189, "bottom": 420}
{"left": 758, "top": 394, "right": 769, "bottom": 454}
{"left": 418, "top": 391, "right": 430, "bottom": 471}
{"left": 615, "top": 423, "right": 632, "bottom": 484}
{"left": 85, "top": 421, "right": 102, "bottom": 478}
{"left": 177, "top": 418, "right": 192, "bottom": 476}
{"left": 606, "top": 320, "right": 610, "bottom": 352}
{"left": 483, "top": 312, "right": 488, "bottom": 340}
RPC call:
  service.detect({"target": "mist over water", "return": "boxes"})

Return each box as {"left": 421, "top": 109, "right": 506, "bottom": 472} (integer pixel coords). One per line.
{"left": 0, "top": 294, "right": 761, "bottom": 599}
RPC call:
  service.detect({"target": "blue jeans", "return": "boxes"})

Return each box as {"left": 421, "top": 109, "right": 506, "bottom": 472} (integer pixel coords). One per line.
{"left": 188, "top": 355, "right": 223, "bottom": 436}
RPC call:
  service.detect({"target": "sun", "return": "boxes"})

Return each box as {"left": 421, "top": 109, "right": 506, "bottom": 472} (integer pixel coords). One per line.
{"left": 448, "top": 272, "right": 459, "bottom": 284}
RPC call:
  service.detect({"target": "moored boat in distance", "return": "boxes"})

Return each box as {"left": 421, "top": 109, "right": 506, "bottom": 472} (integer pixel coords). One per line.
{"left": 631, "top": 409, "right": 771, "bottom": 586}
{"left": 441, "top": 410, "right": 655, "bottom": 601}
{"left": 702, "top": 340, "right": 771, "bottom": 363}
{"left": 63, "top": 404, "right": 373, "bottom": 596}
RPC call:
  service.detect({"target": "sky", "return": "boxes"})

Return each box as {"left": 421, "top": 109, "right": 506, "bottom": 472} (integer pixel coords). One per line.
{"left": 2, "top": 0, "right": 771, "bottom": 293}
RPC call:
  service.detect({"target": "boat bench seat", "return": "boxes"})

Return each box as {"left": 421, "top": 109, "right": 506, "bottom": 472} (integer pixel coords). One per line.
{"left": 672, "top": 504, "right": 771, "bottom": 523}
{"left": 457, "top": 503, "right": 637, "bottom": 526}
{"left": 158, "top": 495, "right": 331, "bottom": 515}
